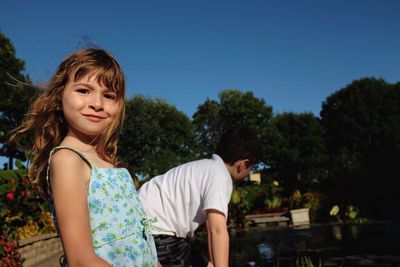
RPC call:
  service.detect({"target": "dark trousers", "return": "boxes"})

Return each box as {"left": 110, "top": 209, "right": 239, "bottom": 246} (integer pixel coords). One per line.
{"left": 154, "top": 235, "right": 208, "bottom": 267}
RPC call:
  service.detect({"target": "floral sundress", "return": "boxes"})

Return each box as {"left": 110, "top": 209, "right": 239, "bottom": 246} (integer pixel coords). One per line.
{"left": 48, "top": 146, "right": 157, "bottom": 266}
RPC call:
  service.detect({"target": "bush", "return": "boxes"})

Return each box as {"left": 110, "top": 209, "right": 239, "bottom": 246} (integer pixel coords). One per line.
{"left": 0, "top": 165, "right": 55, "bottom": 241}
{"left": 0, "top": 235, "right": 23, "bottom": 266}
{"left": 229, "top": 182, "right": 287, "bottom": 227}
{"left": 284, "top": 190, "right": 325, "bottom": 221}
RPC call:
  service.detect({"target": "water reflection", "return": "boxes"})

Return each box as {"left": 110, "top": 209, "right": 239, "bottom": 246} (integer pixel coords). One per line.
{"left": 332, "top": 225, "right": 342, "bottom": 240}
{"left": 257, "top": 243, "right": 274, "bottom": 261}
{"left": 228, "top": 221, "right": 400, "bottom": 266}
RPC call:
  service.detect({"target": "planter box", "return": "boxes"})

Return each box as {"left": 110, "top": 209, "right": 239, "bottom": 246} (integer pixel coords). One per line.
{"left": 17, "top": 233, "right": 63, "bottom": 267}
{"left": 290, "top": 208, "right": 310, "bottom": 226}
{"left": 246, "top": 212, "right": 290, "bottom": 226}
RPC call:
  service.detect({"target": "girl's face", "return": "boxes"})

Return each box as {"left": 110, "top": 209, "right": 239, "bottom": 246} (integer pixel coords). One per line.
{"left": 62, "top": 74, "right": 120, "bottom": 140}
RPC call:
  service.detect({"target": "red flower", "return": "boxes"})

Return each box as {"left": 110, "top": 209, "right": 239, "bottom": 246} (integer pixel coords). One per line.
{"left": 4, "top": 243, "right": 13, "bottom": 252}
{"left": 6, "top": 192, "right": 14, "bottom": 200}
{"left": 21, "top": 178, "right": 29, "bottom": 185}
{"left": 20, "top": 191, "right": 27, "bottom": 197}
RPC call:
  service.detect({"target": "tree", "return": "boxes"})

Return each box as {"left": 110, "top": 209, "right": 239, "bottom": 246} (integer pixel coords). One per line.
{"left": 119, "top": 95, "right": 196, "bottom": 178}
{"left": 0, "top": 31, "right": 39, "bottom": 169}
{"left": 270, "top": 112, "right": 328, "bottom": 194}
{"left": 193, "top": 89, "right": 275, "bottom": 165}
{"left": 320, "top": 77, "right": 400, "bottom": 218}
{"left": 191, "top": 99, "right": 223, "bottom": 156}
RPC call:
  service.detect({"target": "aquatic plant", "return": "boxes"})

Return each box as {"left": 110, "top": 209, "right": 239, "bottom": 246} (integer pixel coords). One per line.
{"left": 329, "top": 204, "right": 368, "bottom": 224}
{"left": 295, "top": 256, "right": 322, "bottom": 267}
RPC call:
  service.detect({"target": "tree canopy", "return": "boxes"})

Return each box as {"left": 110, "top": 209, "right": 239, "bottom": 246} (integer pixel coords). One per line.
{"left": 193, "top": 89, "right": 274, "bottom": 165}
{"left": 0, "top": 31, "right": 39, "bottom": 168}
{"left": 119, "top": 95, "right": 196, "bottom": 178}
{"left": 270, "top": 112, "right": 328, "bottom": 194}
{"left": 320, "top": 77, "right": 400, "bottom": 217}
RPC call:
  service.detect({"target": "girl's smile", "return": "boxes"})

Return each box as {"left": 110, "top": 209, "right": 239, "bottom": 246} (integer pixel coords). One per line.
{"left": 83, "top": 114, "right": 107, "bottom": 122}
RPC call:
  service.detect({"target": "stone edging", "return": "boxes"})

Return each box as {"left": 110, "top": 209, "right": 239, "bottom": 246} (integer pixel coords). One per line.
{"left": 17, "top": 233, "right": 63, "bottom": 267}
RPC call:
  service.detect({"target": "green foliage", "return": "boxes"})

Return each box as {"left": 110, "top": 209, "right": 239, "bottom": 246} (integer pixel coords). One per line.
{"left": 321, "top": 78, "right": 399, "bottom": 175}
{"left": 262, "top": 180, "right": 286, "bottom": 213}
{"left": 0, "top": 235, "right": 23, "bottom": 266}
{"left": 321, "top": 77, "right": 400, "bottom": 218}
{"left": 284, "top": 189, "right": 324, "bottom": 221}
{"left": 0, "top": 31, "right": 26, "bottom": 85}
{"left": 329, "top": 204, "right": 368, "bottom": 224}
{"left": 0, "top": 167, "right": 51, "bottom": 240}
{"left": 295, "top": 256, "right": 321, "bottom": 267}
{"left": 119, "top": 95, "right": 197, "bottom": 178}
{"left": 193, "top": 89, "right": 274, "bottom": 164}
{"left": 287, "top": 190, "right": 320, "bottom": 207}
{"left": 229, "top": 183, "right": 289, "bottom": 227}
{"left": 286, "top": 189, "right": 304, "bottom": 209}
{"left": 270, "top": 112, "right": 328, "bottom": 195}
{"left": 229, "top": 184, "right": 270, "bottom": 227}
{"left": 0, "top": 31, "right": 40, "bottom": 168}
{"left": 265, "top": 195, "right": 282, "bottom": 209}
{"left": 231, "top": 184, "right": 271, "bottom": 213}
{"left": 192, "top": 99, "right": 222, "bottom": 156}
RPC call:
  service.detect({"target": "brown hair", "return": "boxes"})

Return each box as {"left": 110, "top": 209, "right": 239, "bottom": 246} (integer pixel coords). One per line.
{"left": 9, "top": 48, "right": 126, "bottom": 198}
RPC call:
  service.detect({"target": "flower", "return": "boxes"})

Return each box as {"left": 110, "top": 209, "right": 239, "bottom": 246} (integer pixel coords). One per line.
{"left": 6, "top": 192, "right": 14, "bottom": 200}
{"left": 0, "top": 235, "right": 22, "bottom": 266}
{"left": 329, "top": 205, "right": 340, "bottom": 216}
{"left": 287, "top": 189, "right": 303, "bottom": 209}
{"left": 1, "top": 169, "right": 54, "bottom": 241}
{"left": 4, "top": 242, "right": 14, "bottom": 252}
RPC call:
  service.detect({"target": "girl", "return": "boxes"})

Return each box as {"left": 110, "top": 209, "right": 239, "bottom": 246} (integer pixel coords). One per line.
{"left": 10, "top": 48, "right": 158, "bottom": 266}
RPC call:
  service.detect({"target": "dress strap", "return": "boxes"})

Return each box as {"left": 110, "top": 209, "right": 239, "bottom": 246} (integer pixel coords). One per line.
{"left": 46, "top": 146, "right": 93, "bottom": 192}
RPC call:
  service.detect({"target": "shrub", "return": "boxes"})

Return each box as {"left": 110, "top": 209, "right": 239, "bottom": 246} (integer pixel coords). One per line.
{"left": 329, "top": 204, "right": 368, "bottom": 224}
{"left": 0, "top": 165, "right": 54, "bottom": 241}
{"left": 229, "top": 182, "right": 287, "bottom": 227}
{"left": 284, "top": 190, "right": 325, "bottom": 220}
{"left": 230, "top": 184, "right": 269, "bottom": 227}
{"left": 0, "top": 235, "right": 23, "bottom": 266}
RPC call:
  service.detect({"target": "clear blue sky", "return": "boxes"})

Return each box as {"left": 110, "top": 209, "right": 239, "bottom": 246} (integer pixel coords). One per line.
{"left": 1, "top": 0, "right": 399, "bottom": 118}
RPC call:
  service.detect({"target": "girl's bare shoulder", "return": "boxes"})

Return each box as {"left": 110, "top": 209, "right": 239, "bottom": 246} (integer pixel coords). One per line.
{"left": 49, "top": 148, "right": 90, "bottom": 182}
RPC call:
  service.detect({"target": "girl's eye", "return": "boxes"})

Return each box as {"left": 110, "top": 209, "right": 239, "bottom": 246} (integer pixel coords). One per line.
{"left": 76, "top": 88, "right": 90, "bottom": 94}
{"left": 104, "top": 93, "right": 117, "bottom": 100}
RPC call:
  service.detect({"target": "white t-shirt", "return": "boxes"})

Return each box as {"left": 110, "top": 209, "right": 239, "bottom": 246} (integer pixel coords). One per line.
{"left": 138, "top": 154, "right": 233, "bottom": 238}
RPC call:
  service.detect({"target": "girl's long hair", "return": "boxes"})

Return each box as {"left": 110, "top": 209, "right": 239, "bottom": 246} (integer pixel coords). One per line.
{"left": 9, "top": 48, "right": 126, "bottom": 198}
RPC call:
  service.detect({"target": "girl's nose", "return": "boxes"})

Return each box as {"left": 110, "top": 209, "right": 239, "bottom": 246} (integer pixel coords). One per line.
{"left": 89, "top": 94, "right": 104, "bottom": 111}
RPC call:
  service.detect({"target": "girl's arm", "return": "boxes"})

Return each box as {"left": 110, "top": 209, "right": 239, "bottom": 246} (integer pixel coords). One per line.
{"left": 206, "top": 209, "right": 229, "bottom": 267}
{"left": 50, "top": 149, "right": 111, "bottom": 267}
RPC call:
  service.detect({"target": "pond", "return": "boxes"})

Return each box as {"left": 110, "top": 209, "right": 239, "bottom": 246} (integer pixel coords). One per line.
{"left": 227, "top": 221, "right": 400, "bottom": 266}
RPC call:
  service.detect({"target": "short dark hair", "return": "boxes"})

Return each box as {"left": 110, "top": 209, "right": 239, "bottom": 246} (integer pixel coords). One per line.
{"left": 215, "top": 126, "right": 262, "bottom": 166}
